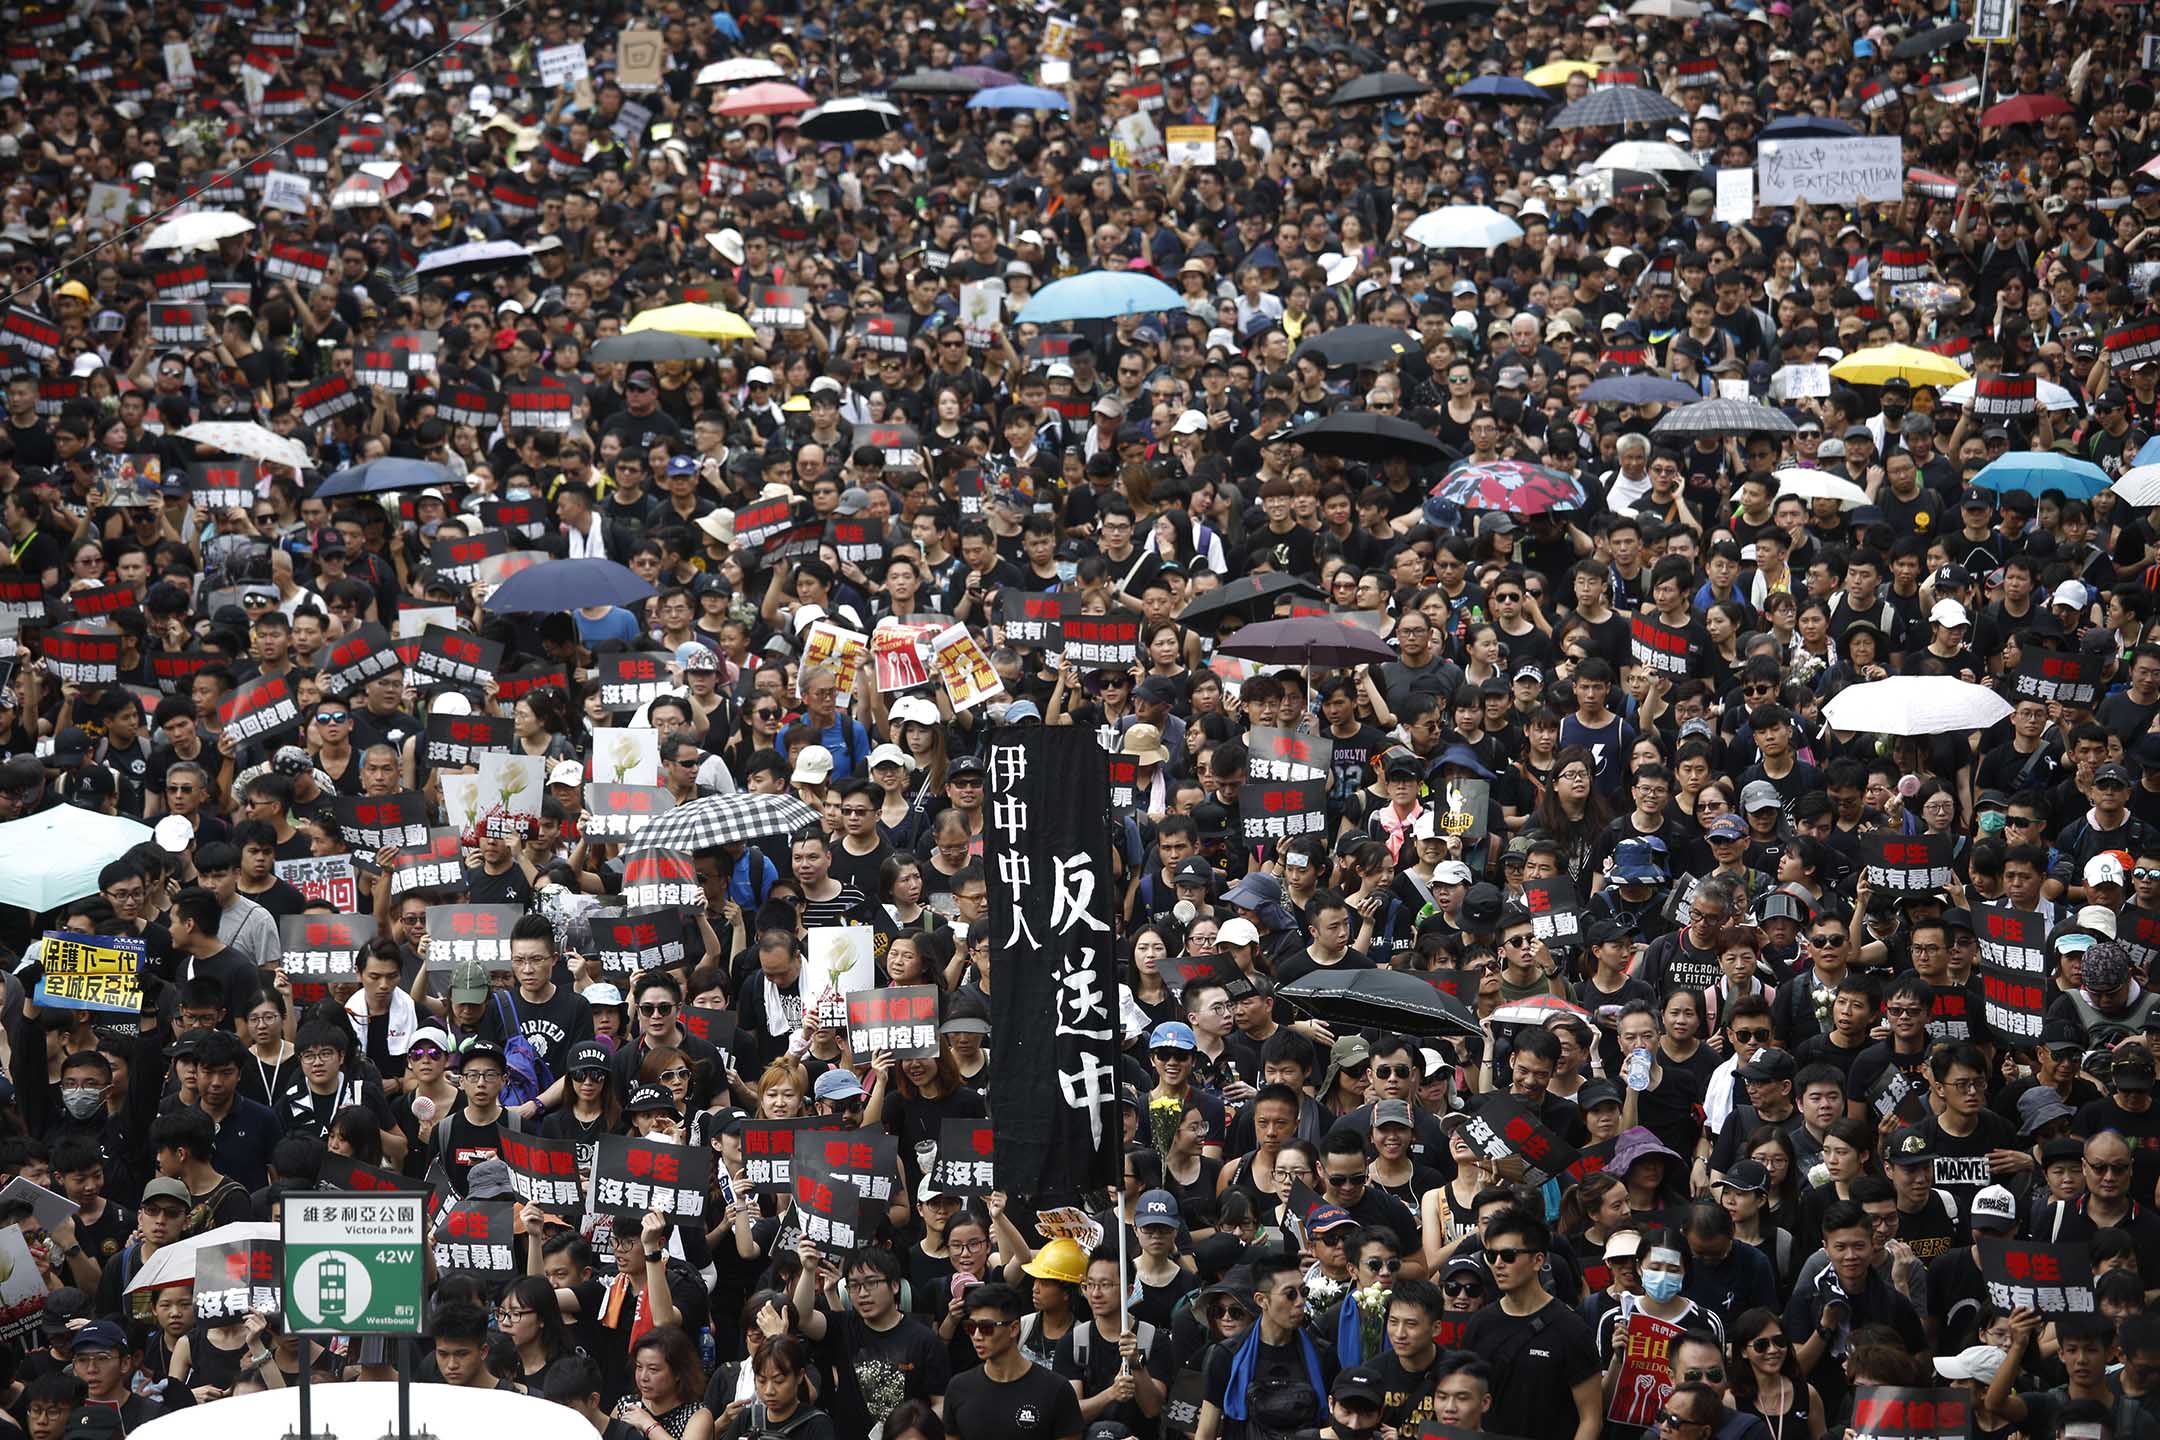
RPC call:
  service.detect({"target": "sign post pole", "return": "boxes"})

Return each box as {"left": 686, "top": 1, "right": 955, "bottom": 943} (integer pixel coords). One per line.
{"left": 282, "top": 1192, "right": 427, "bottom": 1440}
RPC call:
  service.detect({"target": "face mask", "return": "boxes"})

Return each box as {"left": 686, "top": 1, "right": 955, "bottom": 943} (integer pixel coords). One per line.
{"left": 1336, "top": 1424, "right": 1381, "bottom": 1440}
{"left": 61, "top": 1087, "right": 103, "bottom": 1119}
{"left": 1978, "top": 812, "right": 2007, "bottom": 835}
{"left": 1642, "top": 1270, "right": 1684, "bottom": 1303}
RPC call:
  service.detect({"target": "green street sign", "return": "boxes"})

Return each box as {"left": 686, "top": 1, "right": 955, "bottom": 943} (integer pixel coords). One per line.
{"left": 281, "top": 1191, "right": 427, "bottom": 1336}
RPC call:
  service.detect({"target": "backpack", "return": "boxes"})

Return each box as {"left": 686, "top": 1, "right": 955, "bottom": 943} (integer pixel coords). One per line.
{"left": 491, "top": 990, "right": 555, "bottom": 1109}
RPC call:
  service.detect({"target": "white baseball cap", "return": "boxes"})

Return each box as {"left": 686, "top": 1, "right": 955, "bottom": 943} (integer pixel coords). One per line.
{"left": 1928, "top": 598, "right": 1969, "bottom": 628}
{"left": 1217, "top": 917, "right": 1262, "bottom": 948}
{"left": 792, "top": 745, "right": 835, "bottom": 784}
{"left": 1172, "top": 409, "right": 1209, "bottom": 435}
{"left": 549, "top": 759, "right": 586, "bottom": 787}
{"left": 745, "top": 365, "right": 775, "bottom": 386}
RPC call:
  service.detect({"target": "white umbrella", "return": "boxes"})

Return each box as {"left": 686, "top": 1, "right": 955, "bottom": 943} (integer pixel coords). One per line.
{"left": 697, "top": 57, "right": 784, "bottom": 84}
{"left": 1939, "top": 376, "right": 2079, "bottom": 412}
{"left": 1405, "top": 205, "right": 1524, "bottom": 249}
{"left": 0, "top": 807, "right": 152, "bottom": 911}
{"left": 124, "top": 1221, "right": 280, "bottom": 1294}
{"left": 1773, "top": 468, "right": 1872, "bottom": 509}
{"left": 140, "top": 210, "right": 255, "bottom": 252}
{"left": 1822, "top": 676, "right": 2011, "bottom": 736}
{"left": 177, "top": 421, "right": 310, "bottom": 472}
{"left": 2114, "top": 464, "right": 2160, "bottom": 508}
{"left": 1628, "top": 0, "right": 1704, "bottom": 16}
{"left": 1590, "top": 140, "right": 1701, "bottom": 173}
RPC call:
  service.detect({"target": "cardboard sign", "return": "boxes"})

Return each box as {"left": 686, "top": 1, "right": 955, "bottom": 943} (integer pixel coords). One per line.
{"left": 1434, "top": 776, "right": 1491, "bottom": 847}
{"left": 1629, "top": 613, "right": 1695, "bottom": 677}
{"left": 42, "top": 627, "right": 120, "bottom": 685}
{"left": 581, "top": 784, "right": 677, "bottom": 840}
{"left": 1247, "top": 727, "right": 1332, "bottom": 782}
{"left": 412, "top": 625, "right": 504, "bottom": 689}
{"left": 1522, "top": 876, "right": 1584, "bottom": 948}
{"left": 741, "top": 1116, "right": 846, "bottom": 1192}
{"left": 219, "top": 671, "right": 302, "bottom": 743}
{"left": 278, "top": 913, "right": 374, "bottom": 982}
{"left": 333, "top": 791, "right": 431, "bottom": 851}
{"left": 931, "top": 1117, "right": 998, "bottom": 1195}
{"left": 872, "top": 621, "right": 941, "bottom": 691}
{"left": 388, "top": 829, "right": 466, "bottom": 896}
{"left": 318, "top": 622, "right": 400, "bottom": 697}
{"left": 2011, "top": 649, "right": 2102, "bottom": 707}
{"left": 0, "top": 1180, "right": 76, "bottom": 1237}
{"left": 846, "top": 986, "right": 941, "bottom": 1059}
{"left": 432, "top": 1198, "right": 517, "bottom": 1273}
{"left": 930, "top": 623, "right": 1004, "bottom": 712}
{"left": 1165, "top": 124, "right": 1217, "bottom": 165}
{"left": 1850, "top": 1388, "right": 1974, "bottom": 1440}
{"left": 1757, "top": 137, "right": 1904, "bottom": 205}
{"left": 1062, "top": 616, "right": 1141, "bottom": 668}
{"left": 615, "top": 26, "right": 664, "bottom": 88}
{"left": 1976, "top": 903, "right": 2048, "bottom": 1046}
{"left": 424, "top": 712, "right": 511, "bottom": 767}
{"left": 272, "top": 854, "right": 358, "bottom": 913}
{"left": 498, "top": 1133, "right": 584, "bottom": 1209}
{"left": 1972, "top": 374, "right": 2037, "bottom": 419}
{"left": 1606, "top": 1310, "right": 1684, "bottom": 1427}
{"left": 790, "top": 1147, "right": 861, "bottom": 1250}
{"left": 1862, "top": 832, "right": 1956, "bottom": 892}
{"left": 592, "top": 1134, "right": 711, "bottom": 1219}
{"left": 598, "top": 652, "right": 668, "bottom": 714}
{"left": 34, "top": 932, "right": 142, "bottom": 1014}
{"left": 194, "top": 1236, "right": 282, "bottom": 1320}
{"left": 424, "top": 904, "right": 520, "bottom": 970}
{"left": 592, "top": 907, "right": 687, "bottom": 974}
{"left": 536, "top": 41, "right": 588, "bottom": 86}
{"left": 1978, "top": 1238, "right": 2096, "bottom": 1313}
{"left": 622, "top": 846, "right": 701, "bottom": 910}
{"left": 1240, "top": 776, "right": 1329, "bottom": 844}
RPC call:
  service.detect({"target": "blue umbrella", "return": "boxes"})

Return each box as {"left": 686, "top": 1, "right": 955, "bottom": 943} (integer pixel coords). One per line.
{"left": 485, "top": 558, "right": 656, "bottom": 614}
{"left": 1580, "top": 374, "right": 1704, "bottom": 405}
{"left": 316, "top": 457, "right": 458, "bottom": 497}
{"left": 1017, "top": 271, "right": 1183, "bottom": 323}
{"left": 1758, "top": 114, "right": 1861, "bottom": 139}
{"left": 1973, "top": 451, "right": 2110, "bottom": 500}
{"left": 967, "top": 84, "right": 1070, "bottom": 111}
{"left": 1454, "top": 75, "right": 1553, "bottom": 103}
{"left": 2136, "top": 435, "right": 2160, "bottom": 468}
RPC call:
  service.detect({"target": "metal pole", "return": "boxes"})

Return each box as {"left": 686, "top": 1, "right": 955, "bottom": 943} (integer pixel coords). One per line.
{"left": 298, "top": 1339, "right": 312, "bottom": 1440}
{"left": 397, "top": 1337, "right": 412, "bottom": 1440}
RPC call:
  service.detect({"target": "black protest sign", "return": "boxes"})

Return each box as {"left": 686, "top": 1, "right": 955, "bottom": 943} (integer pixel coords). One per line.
{"left": 1979, "top": 1238, "right": 2096, "bottom": 1313}
{"left": 749, "top": 284, "right": 810, "bottom": 328}
{"left": 931, "top": 1117, "right": 997, "bottom": 1195}
{"left": 1421, "top": 969, "right": 1480, "bottom": 1004}
{"left": 802, "top": 1127, "right": 899, "bottom": 1203}
{"left": 999, "top": 589, "right": 1072, "bottom": 649}
{"left": 504, "top": 380, "right": 575, "bottom": 431}
{"left": 1469, "top": 1095, "right": 1582, "bottom": 1186}
{"left": 264, "top": 241, "right": 331, "bottom": 286}
{"left": 591, "top": 1134, "right": 712, "bottom": 1221}
{"left": 152, "top": 260, "right": 211, "bottom": 300}
{"left": 828, "top": 517, "right": 885, "bottom": 567}
{"left": 732, "top": 496, "right": 798, "bottom": 548}
{"left": 424, "top": 712, "right": 512, "bottom": 767}
{"left": 2011, "top": 648, "right": 2103, "bottom": 707}
{"left": 497, "top": 1133, "right": 584, "bottom": 1210}
{"left": 316, "top": 1153, "right": 431, "bottom": 1196}
{"left": 1976, "top": 903, "right": 2049, "bottom": 1046}
{"left": 580, "top": 784, "right": 677, "bottom": 840}
{"left": 70, "top": 586, "right": 136, "bottom": 621}
{"left": 598, "top": 652, "right": 668, "bottom": 714}
{"left": 432, "top": 1199, "right": 518, "bottom": 1273}
{"left": 297, "top": 375, "right": 364, "bottom": 426}
{"left": 1629, "top": 613, "right": 1695, "bottom": 677}
{"left": 1863, "top": 832, "right": 1956, "bottom": 893}
{"left": 676, "top": 1005, "right": 738, "bottom": 1059}
{"left": 1849, "top": 1388, "right": 1974, "bottom": 1440}
{"left": 760, "top": 521, "right": 825, "bottom": 565}
{"left": 477, "top": 495, "right": 543, "bottom": 540}
{"left": 495, "top": 662, "right": 569, "bottom": 706}
{"left": 850, "top": 313, "right": 910, "bottom": 354}
{"left": 188, "top": 458, "right": 258, "bottom": 511}
{"left": 592, "top": 907, "right": 687, "bottom": 975}
{"left": 741, "top": 1116, "right": 845, "bottom": 1193}
{"left": 1435, "top": 777, "right": 1491, "bottom": 847}
{"left": 1061, "top": 616, "right": 1140, "bottom": 668}
{"left": 194, "top": 1236, "right": 281, "bottom": 1320}
{"left": 436, "top": 385, "right": 505, "bottom": 432}
{"left": 1973, "top": 374, "right": 2037, "bottom": 419}
{"left": 790, "top": 1147, "right": 862, "bottom": 1250}
{"left": 355, "top": 344, "right": 414, "bottom": 391}
{"left": 861, "top": 423, "right": 923, "bottom": 474}
{"left": 1239, "top": 775, "right": 1329, "bottom": 845}
{"left": 41, "top": 627, "right": 119, "bottom": 684}
{"left": 1247, "top": 727, "right": 1333, "bottom": 783}
{"left": 424, "top": 904, "right": 521, "bottom": 971}
{"left": 412, "top": 625, "right": 504, "bottom": 689}
{"left": 149, "top": 302, "right": 210, "bottom": 345}
{"left": 846, "top": 986, "right": 942, "bottom": 1059}
{"left": 333, "top": 791, "right": 431, "bottom": 850}
{"left": 1522, "top": 877, "right": 1584, "bottom": 948}
{"left": 218, "top": 671, "right": 302, "bottom": 743}
{"left": 277, "top": 913, "right": 374, "bottom": 982}
{"left": 388, "top": 829, "right": 466, "bottom": 896}
{"left": 622, "top": 846, "right": 701, "bottom": 909}
{"left": 430, "top": 528, "right": 510, "bottom": 585}
{"left": 318, "top": 622, "right": 400, "bottom": 697}
{"left": 2106, "top": 319, "right": 2160, "bottom": 370}
{"left": 2121, "top": 905, "right": 2160, "bottom": 973}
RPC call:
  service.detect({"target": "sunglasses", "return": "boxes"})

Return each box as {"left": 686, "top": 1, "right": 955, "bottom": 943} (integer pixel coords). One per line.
{"left": 1442, "top": 1280, "right": 1483, "bottom": 1297}
{"left": 1484, "top": 1246, "right": 1535, "bottom": 1265}
{"left": 638, "top": 1002, "right": 676, "bottom": 1015}
{"left": 1749, "top": 1336, "right": 1789, "bottom": 1352}
{"left": 963, "top": 1319, "right": 1015, "bottom": 1337}
{"left": 316, "top": 710, "right": 350, "bottom": 724}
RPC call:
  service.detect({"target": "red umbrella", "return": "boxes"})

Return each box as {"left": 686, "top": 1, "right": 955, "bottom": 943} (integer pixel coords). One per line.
{"left": 1980, "top": 93, "right": 2072, "bottom": 126}
{"left": 713, "top": 81, "right": 814, "bottom": 116}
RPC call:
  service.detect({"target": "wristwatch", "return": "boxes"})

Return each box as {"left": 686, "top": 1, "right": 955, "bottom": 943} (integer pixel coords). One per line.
{"left": 644, "top": 1250, "right": 664, "bottom": 1264}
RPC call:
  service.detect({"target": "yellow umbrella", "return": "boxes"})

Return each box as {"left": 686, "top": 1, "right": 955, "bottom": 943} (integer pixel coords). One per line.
{"left": 624, "top": 303, "right": 756, "bottom": 342}
{"left": 1526, "top": 60, "right": 1598, "bottom": 86}
{"left": 1829, "top": 343, "right": 1967, "bottom": 388}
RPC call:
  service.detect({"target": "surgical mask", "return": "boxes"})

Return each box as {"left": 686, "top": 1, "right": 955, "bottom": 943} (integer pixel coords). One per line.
{"left": 61, "top": 1087, "right": 103, "bottom": 1119}
{"left": 1643, "top": 1270, "right": 1684, "bottom": 1303}
{"left": 1978, "top": 811, "right": 2007, "bottom": 835}
{"left": 1335, "top": 1424, "right": 1381, "bottom": 1440}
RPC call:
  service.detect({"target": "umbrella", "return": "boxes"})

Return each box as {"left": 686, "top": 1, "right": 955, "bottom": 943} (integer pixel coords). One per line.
{"left": 1982, "top": 94, "right": 2072, "bottom": 126}
{"left": 1892, "top": 22, "right": 1968, "bottom": 57}
{"left": 624, "top": 303, "right": 757, "bottom": 341}
{"left": 177, "top": 421, "right": 310, "bottom": 471}
{"left": 1278, "top": 970, "right": 1483, "bottom": 1040}
{"left": 1972, "top": 451, "right": 2110, "bottom": 500}
{"left": 1758, "top": 114, "right": 1862, "bottom": 139}
{"left": 714, "top": 81, "right": 814, "bottom": 116}
{"left": 1428, "top": 460, "right": 1589, "bottom": 514}
{"left": 1627, "top": 0, "right": 1703, "bottom": 16}
{"left": 1652, "top": 398, "right": 1798, "bottom": 437}
{"left": 126, "top": 1223, "right": 279, "bottom": 1295}
{"left": 1552, "top": 85, "right": 1688, "bottom": 129}
{"left": 1405, "top": 205, "right": 1524, "bottom": 249}
{"left": 1909, "top": 169, "right": 1962, "bottom": 199}
{"left": 1177, "top": 574, "right": 1325, "bottom": 627}
{"left": 1280, "top": 412, "right": 1454, "bottom": 464}
{"left": 1489, "top": 996, "right": 1593, "bottom": 1027}
{"left": 1017, "top": 271, "right": 1182, "bottom": 323}
{"left": 697, "top": 57, "right": 785, "bottom": 84}
{"left": 1293, "top": 325, "right": 1417, "bottom": 367}
{"left": 1326, "top": 73, "right": 1433, "bottom": 107}
{"left": 1822, "top": 676, "right": 2012, "bottom": 736}
{"left": 141, "top": 210, "right": 255, "bottom": 252}
{"left": 2114, "top": 464, "right": 2160, "bottom": 507}
{"left": 588, "top": 333, "right": 720, "bottom": 364}
{"left": 1592, "top": 140, "right": 1700, "bottom": 173}
{"left": 1525, "top": 60, "right": 1598, "bottom": 86}
{"left": 631, "top": 792, "right": 826, "bottom": 853}
{"left": 797, "top": 98, "right": 904, "bottom": 141}
{"left": 331, "top": 175, "right": 390, "bottom": 211}
{"left": 966, "top": 84, "right": 1071, "bottom": 112}
{"left": 1455, "top": 75, "right": 1554, "bottom": 103}
{"left": 0, "top": 806, "right": 152, "bottom": 911}
{"left": 1425, "top": 0, "right": 1504, "bottom": 15}
{"left": 486, "top": 558, "right": 656, "bottom": 615}
{"left": 414, "top": 239, "right": 532, "bottom": 280}
{"left": 1829, "top": 344, "right": 1969, "bottom": 388}
{"left": 1940, "top": 377, "right": 2079, "bottom": 412}
{"left": 1218, "top": 617, "right": 1399, "bottom": 669}
{"left": 2142, "top": 436, "right": 2160, "bottom": 468}
{"left": 315, "top": 457, "right": 458, "bottom": 499}
{"left": 887, "top": 69, "right": 981, "bottom": 94}
{"left": 952, "top": 64, "right": 1023, "bottom": 87}
{"left": 1579, "top": 375, "right": 1702, "bottom": 405}
{"left": 1773, "top": 470, "right": 1872, "bottom": 509}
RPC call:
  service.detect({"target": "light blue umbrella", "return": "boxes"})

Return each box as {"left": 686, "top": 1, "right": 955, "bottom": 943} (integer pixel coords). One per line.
{"left": 316, "top": 457, "right": 457, "bottom": 498}
{"left": 1016, "top": 271, "right": 1183, "bottom": 323}
{"left": 967, "top": 84, "right": 1069, "bottom": 111}
{"left": 2136, "top": 435, "right": 2160, "bottom": 468}
{"left": 1454, "top": 75, "right": 1553, "bottom": 103}
{"left": 1972, "top": 450, "right": 2110, "bottom": 499}
{"left": 0, "top": 805, "right": 152, "bottom": 911}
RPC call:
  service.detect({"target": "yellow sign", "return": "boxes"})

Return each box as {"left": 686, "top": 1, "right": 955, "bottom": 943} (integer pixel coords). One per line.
{"left": 37, "top": 933, "right": 142, "bottom": 1013}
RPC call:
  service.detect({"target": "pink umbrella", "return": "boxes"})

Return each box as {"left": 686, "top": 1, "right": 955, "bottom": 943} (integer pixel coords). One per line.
{"left": 713, "top": 81, "right": 814, "bottom": 116}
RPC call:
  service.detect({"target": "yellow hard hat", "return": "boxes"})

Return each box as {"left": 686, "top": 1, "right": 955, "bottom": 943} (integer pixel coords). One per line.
{"left": 1022, "top": 1238, "right": 1089, "bottom": 1285}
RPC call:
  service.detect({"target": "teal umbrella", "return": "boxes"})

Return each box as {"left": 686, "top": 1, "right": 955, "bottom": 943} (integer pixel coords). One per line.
{"left": 1017, "top": 271, "right": 1183, "bottom": 323}
{"left": 1972, "top": 451, "right": 2109, "bottom": 499}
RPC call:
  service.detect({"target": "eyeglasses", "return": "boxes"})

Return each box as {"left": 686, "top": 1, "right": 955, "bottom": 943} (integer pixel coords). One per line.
{"left": 2135, "top": 868, "right": 2160, "bottom": 882}
{"left": 1750, "top": 1336, "right": 1789, "bottom": 1352}
{"left": 1866, "top": 1212, "right": 1900, "bottom": 1230}
{"left": 963, "top": 1318, "right": 1015, "bottom": 1337}
{"left": 1942, "top": 1076, "right": 1986, "bottom": 1093}
{"left": 2005, "top": 816, "right": 2040, "bottom": 828}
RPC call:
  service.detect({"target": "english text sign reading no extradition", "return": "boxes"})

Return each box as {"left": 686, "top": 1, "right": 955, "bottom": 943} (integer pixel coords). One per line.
{"left": 281, "top": 1191, "right": 427, "bottom": 1335}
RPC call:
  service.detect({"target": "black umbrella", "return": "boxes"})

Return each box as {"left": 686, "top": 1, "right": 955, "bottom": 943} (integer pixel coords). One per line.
{"left": 1422, "top": 0, "right": 1503, "bottom": 15}
{"left": 1281, "top": 411, "right": 1454, "bottom": 464}
{"left": 1177, "top": 573, "right": 1324, "bottom": 627}
{"left": 1892, "top": 22, "right": 1968, "bottom": 57}
{"left": 1218, "top": 616, "right": 1396, "bottom": 668}
{"left": 1602, "top": 168, "right": 1670, "bottom": 197}
{"left": 588, "top": 333, "right": 720, "bottom": 364}
{"left": 1294, "top": 325, "right": 1419, "bottom": 367}
{"left": 797, "top": 98, "right": 903, "bottom": 142}
{"left": 887, "top": 69, "right": 980, "bottom": 94}
{"left": 1325, "top": 73, "right": 1434, "bottom": 107}
{"left": 1279, "top": 969, "right": 1484, "bottom": 1039}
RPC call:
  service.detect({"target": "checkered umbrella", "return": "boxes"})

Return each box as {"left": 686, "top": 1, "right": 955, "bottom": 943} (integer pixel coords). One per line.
{"left": 1551, "top": 84, "right": 1688, "bottom": 129}
{"left": 630, "top": 792, "right": 823, "bottom": 852}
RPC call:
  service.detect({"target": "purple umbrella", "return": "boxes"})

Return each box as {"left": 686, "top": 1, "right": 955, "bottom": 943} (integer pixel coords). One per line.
{"left": 953, "top": 65, "right": 1022, "bottom": 87}
{"left": 1218, "top": 617, "right": 1396, "bottom": 669}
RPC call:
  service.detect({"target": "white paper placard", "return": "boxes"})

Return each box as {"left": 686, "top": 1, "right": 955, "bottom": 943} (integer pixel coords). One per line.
{"left": 537, "top": 43, "right": 589, "bottom": 88}
{"left": 1757, "top": 138, "right": 1904, "bottom": 205}
{"left": 1714, "top": 166, "right": 1755, "bottom": 222}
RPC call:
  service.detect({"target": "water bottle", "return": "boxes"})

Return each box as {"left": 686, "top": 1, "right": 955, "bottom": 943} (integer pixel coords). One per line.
{"left": 698, "top": 1325, "right": 718, "bottom": 1372}
{"left": 1624, "top": 1048, "right": 1652, "bottom": 1091}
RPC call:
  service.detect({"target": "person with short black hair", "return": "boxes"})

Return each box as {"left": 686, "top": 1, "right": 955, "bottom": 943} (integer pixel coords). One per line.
{"left": 944, "top": 1281, "right": 1083, "bottom": 1440}
{"left": 1460, "top": 1208, "right": 1602, "bottom": 1440}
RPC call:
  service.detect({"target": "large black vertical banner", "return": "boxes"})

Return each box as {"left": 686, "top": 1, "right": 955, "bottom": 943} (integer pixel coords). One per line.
{"left": 986, "top": 725, "right": 1120, "bottom": 1199}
